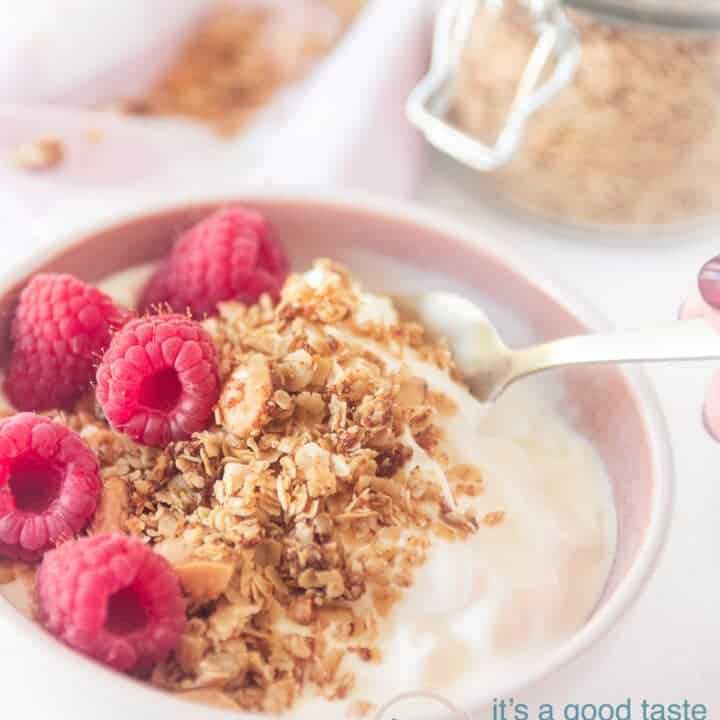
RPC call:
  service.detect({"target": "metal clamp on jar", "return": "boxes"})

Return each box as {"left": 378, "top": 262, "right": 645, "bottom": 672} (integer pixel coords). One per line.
{"left": 409, "top": 0, "right": 720, "bottom": 237}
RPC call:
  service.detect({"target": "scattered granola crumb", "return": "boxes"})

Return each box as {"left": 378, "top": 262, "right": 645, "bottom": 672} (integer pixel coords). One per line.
{"left": 10, "top": 136, "right": 64, "bottom": 171}
{"left": 85, "top": 128, "right": 104, "bottom": 143}
{"left": 484, "top": 511, "right": 506, "bottom": 526}
{"left": 218, "top": 352, "right": 273, "bottom": 437}
{"left": 89, "top": 476, "right": 129, "bottom": 535}
{"left": 347, "top": 699, "right": 377, "bottom": 718}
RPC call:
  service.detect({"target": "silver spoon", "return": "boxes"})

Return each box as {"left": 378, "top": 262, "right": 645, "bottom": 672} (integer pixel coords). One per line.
{"left": 394, "top": 292, "right": 720, "bottom": 402}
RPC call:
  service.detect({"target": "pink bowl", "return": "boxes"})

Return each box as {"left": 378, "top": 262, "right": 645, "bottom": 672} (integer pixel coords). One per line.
{"left": 0, "top": 194, "right": 672, "bottom": 719}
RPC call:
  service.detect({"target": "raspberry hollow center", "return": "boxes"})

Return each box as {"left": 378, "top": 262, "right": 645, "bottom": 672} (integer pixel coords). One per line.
{"left": 105, "top": 583, "right": 149, "bottom": 635}
{"left": 138, "top": 367, "right": 182, "bottom": 413}
{"left": 9, "top": 457, "right": 62, "bottom": 513}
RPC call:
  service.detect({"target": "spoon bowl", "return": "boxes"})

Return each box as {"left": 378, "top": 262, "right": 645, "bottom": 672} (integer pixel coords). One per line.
{"left": 398, "top": 291, "right": 720, "bottom": 401}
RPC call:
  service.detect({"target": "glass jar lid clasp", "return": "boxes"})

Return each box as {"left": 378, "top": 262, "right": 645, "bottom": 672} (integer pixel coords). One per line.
{"left": 407, "top": 0, "right": 581, "bottom": 172}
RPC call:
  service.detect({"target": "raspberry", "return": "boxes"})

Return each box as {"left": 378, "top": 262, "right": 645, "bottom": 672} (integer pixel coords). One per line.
{"left": 0, "top": 413, "right": 101, "bottom": 561}
{"left": 4, "top": 273, "right": 126, "bottom": 411}
{"left": 140, "top": 207, "right": 289, "bottom": 317}
{"left": 35, "top": 534, "right": 186, "bottom": 672}
{"left": 96, "top": 314, "right": 219, "bottom": 447}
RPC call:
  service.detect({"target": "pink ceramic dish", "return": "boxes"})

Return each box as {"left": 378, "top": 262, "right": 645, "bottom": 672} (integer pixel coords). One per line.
{"left": 0, "top": 194, "right": 672, "bottom": 719}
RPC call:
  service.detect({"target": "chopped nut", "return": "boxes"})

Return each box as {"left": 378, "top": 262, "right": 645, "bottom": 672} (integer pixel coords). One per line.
{"left": 219, "top": 353, "right": 272, "bottom": 437}
{"left": 176, "top": 634, "right": 209, "bottom": 674}
{"left": 375, "top": 445, "right": 412, "bottom": 478}
{"left": 284, "top": 633, "right": 314, "bottom": 660}
{"left": 157, "top": 511, "right": 178, "bottom": 539}
{"left": 176, "top": 561, "right": 235, "bottom": 601}
{"left": 484, "top": 511, "right": 506, "bottom": 527}
{"left": 272, "top": 389, "right": 293, "bottom": 411}
{"left": 311, "top": 355, "right": 333, "bottom": 387}
{"left": 154, "top": 537, "right": 193, "bottom": 567}
{"left": 348, "top": 646, "right": 374, "bottom": 662}
{"left": 428, "top": 390, "right": 459, "bottom": 416}
{"left": 395, "top": 373, "right": 428, "bottom": 406}
{"left": 297, "top": 568, "right": 321, "bottom": 589}
{"left": 317, "top": 569, "right": 345, "bottom": 599}
{"left": 89, "top": 476, "right": 128, "bottom": 535}
{"left": 313, "top": 514, "right": 334, "bottom": 543}
{"left": 295, "top": 391, "right": 326, "bottom": 424}
{"left": 288, "top": 596, "right": 315, "bottom": 625}
{"left": 448, "top": 464, "right": 484, "bottom": 486}
{"left": 209, "top": 601, "right": 261, "bottom": 641}
{"left": 295, "top": 442, "right": 336, "bottom": 498}
{"left": 441, "top": 510, "right": 479, "bottom": 533}
{"left": 10, "top": 136, "right": 64, "bottom": 170}
{"left": 347, "top": 700, "right": 376, "bottom": 718}
{"left": 281, "top": 349, "right": 315, "bottom": 392}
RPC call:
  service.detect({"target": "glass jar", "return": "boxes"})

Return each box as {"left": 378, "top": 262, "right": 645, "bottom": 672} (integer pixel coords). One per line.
{"left": 409, "top": 0, "right": 720, "bottom": 237}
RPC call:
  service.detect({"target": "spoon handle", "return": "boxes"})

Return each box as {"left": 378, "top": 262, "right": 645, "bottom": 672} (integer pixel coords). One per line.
{"left": 496, "top": 318, "right": 720, "bottom": 398}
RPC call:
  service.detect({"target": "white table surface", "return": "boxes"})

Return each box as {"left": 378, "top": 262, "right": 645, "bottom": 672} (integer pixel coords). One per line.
{"left": 2, "top": 153, "right": 719, "bottom": 717}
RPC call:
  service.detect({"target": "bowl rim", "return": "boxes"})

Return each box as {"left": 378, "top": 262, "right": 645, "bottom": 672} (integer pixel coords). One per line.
{"left": 0, "top": 191, "right": 674, "bottom": 719}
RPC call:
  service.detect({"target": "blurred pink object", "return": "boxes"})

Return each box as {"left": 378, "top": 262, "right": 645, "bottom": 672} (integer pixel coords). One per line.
{"left": 1, "top": 0, "right": 432, "bottom": 260}
{"left": 680, "top": 257, "right": 720, "bottom": 440}
{"left": 698, "top": 255, "right": 720, "bottom": 310}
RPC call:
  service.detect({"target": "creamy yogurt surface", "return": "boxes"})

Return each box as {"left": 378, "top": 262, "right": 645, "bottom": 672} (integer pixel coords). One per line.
{"left": 0, "top": 262, "right": 617, "bottom": 717}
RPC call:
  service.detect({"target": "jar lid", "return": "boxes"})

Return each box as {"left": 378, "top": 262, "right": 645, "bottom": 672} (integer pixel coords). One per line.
{"left": 566, "top": 0, "right": 720, "bottom": 30}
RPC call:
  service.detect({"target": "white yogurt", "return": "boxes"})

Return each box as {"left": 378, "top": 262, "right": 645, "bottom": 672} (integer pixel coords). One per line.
{"left": 96, "top": 262, "right": 158, "bottom": 309}
{"left": 0, "top": 264, "right": 617, "bottom": 717}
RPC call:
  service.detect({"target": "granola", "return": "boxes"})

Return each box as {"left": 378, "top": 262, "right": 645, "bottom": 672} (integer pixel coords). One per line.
{"left": 119, "top": 1, "right": 366, "bottom": 136}
{"left": 42, "top": 259, "right": 486, "bottom": 713}
{"left": 452, "top": 0, "right": 720, "bottom": 229}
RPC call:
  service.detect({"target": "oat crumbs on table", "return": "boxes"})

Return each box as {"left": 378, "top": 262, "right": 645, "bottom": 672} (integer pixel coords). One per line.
{"left": 9, "top": 136, "right": 65, "bottom": 171}
{"left": 34, "top": 260, "right": 485, "bottom": 714}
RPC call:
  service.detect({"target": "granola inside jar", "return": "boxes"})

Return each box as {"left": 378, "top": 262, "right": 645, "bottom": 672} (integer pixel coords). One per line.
{"left": 440, "top": 0, "right": 720, "bottom": 235}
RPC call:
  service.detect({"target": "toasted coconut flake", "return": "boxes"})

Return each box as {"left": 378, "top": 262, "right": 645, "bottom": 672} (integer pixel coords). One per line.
{"left": 219, "top": 353, "right": 273, "bottom": 437}
{"left": 176, "top": 561, "right": 235, "bottom": 601}
{"left": 89, "top": 476, "right": 129, "bottom": 534}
